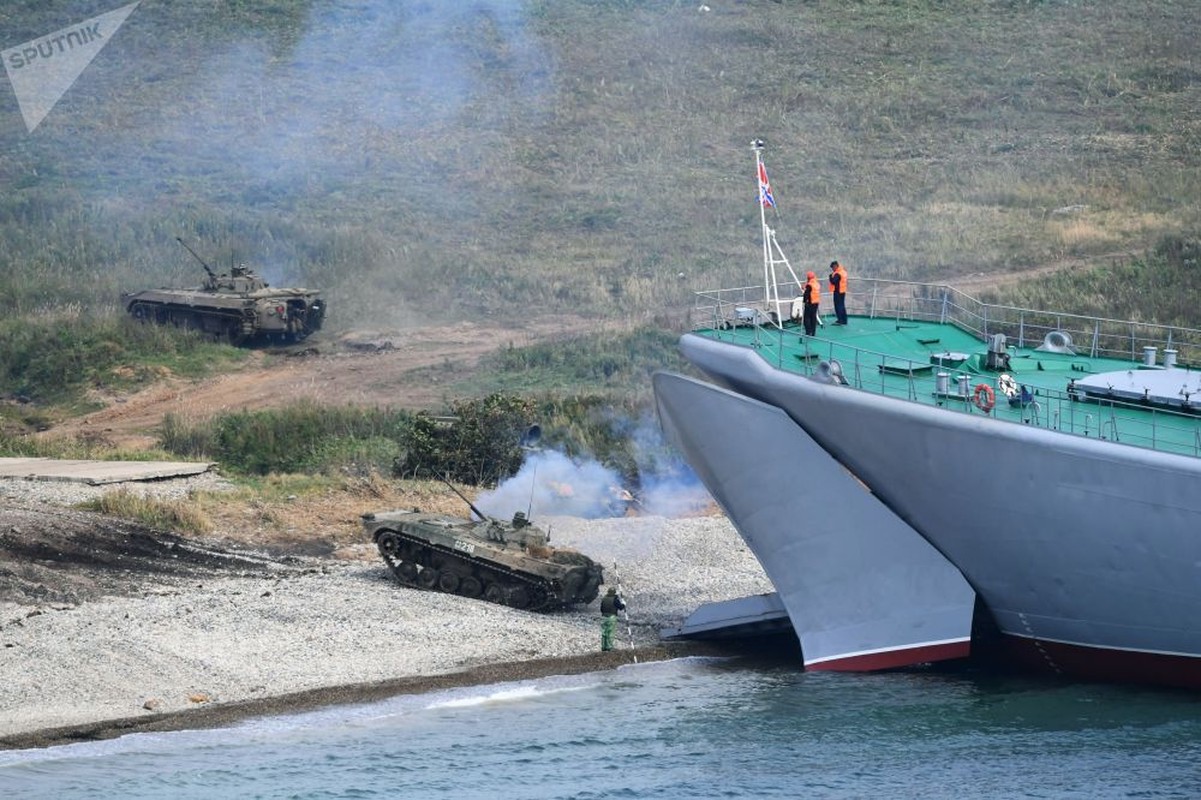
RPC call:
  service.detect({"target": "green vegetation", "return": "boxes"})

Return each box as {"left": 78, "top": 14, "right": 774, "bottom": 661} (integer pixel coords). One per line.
{"left": 157, "top": 387, "right": 664, "bottom": 488}
{"left": 394, "top": 391, "right": 662, "bottom": 486}
{"left": 398, "top": 395, "right": 535, "bottom": 485}
{"left": 463, "top": 326, "right": 683, "bottom": 397}
{"left": 160, "top": 402, "right": 410, "bottom": 476}
{"left": 222, "top": 472, "right": 348, "bottom": 502}
{"left": 0, "top": 313, "right": 244, "bottom": 417}
{"left": 0, "top": 432, "right": 179, "bottom": 462}
{"left": 146, "top": 323, "right": 686, "bottom": 483}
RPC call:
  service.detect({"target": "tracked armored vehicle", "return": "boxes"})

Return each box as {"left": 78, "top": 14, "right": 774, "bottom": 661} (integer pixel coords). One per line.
{"left": 362, "top": 500, "right": 604, "bottom": 612}
{"left": 121, "top": 239, "right": 326, "bottom": 345}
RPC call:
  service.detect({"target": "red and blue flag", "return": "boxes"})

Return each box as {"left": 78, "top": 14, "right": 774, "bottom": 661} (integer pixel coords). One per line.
{"left": 758, "top": 161, "right": 776, "bottom": 208}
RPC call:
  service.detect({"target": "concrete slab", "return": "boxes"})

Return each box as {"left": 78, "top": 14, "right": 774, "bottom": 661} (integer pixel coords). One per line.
{"left": 0, "top": 458, "right": 214, "bottom": 485}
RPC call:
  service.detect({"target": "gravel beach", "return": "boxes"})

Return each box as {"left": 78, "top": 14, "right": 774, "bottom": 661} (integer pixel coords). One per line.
{"left": 0, "top": 475, "right": 773, "bottom": 749}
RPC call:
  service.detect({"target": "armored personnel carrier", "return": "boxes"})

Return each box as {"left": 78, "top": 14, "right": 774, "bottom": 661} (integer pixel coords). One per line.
{"left": 121, "top": 239, "right": 326, "bottom": 345}
{"left": 362, "top": 492, "right": 604, "bottom": 612}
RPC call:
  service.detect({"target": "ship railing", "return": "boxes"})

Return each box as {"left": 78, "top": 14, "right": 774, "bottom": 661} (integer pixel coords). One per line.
{"left": 693, "top": 279, "right": 1201, "bottom": 368}
{"left": 690, "top": 285, "right": 789, "bottom": 334}
{"left": 777, "top": 333, "right": 1201, "bottom": 459}
{"left": 851, "top": 278, "right": 1201, "bottom": 368}
{"left": 688, "top": 301, "right": 1201, "bottom": 456}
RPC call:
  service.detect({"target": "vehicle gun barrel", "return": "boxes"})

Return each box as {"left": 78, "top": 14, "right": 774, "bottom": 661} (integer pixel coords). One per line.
{"left": 176, "top": 236, "right": 217, "bottom": 281}
{"left": 441, "top": 476, "right": 489, "bottom": 522}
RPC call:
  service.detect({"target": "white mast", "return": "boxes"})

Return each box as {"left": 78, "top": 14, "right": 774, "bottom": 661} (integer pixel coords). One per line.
{"left": 753, "top": 139, "right": 805, "bottom": 327}
{"left": 754, "top": 140, "right": 772, "bottom": 310}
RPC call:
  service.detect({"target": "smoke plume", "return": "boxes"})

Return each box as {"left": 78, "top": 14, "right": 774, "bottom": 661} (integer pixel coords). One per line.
{"left": 475, "top": 416, "right": 712, "bottom": 522}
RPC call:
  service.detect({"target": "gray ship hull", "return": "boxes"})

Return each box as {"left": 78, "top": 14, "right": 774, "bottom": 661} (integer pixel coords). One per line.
{"left": 679, "top": 333, "right": 1201, "bottom": 688}
{"left": 654, "top": 371, "right": 975, "bottom": 670}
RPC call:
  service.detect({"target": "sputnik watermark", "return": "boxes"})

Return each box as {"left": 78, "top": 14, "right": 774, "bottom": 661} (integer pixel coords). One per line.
{"left": 3, "top": 2, "right": 140, "bottom": 133}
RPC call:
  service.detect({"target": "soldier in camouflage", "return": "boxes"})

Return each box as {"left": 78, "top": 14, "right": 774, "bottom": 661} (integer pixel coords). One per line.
{"left": 600, "top": 587, "right": 626, "bottom": 651}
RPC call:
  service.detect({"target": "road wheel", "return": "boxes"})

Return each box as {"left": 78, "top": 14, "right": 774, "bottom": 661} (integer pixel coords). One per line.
{"left": 528, "top": 587, "right": 550, "bottom": 610}
{"left": 459, "top": 576, "right": 482, "bottom": 598}
{"left": 418, "top": 568, "right": 439, "bottom": 589}
{"left": 438, "top": 572, "right": 460, "bottom": 593}
{"left": 483, "top": 583, "right": 505, "bottom": 604}
{"left": 508, "top": 586, "right": 530, "bottom": 609}
{"left": 397, "top": 562, "right": 418, "bottom": 583}
{"left": 376, "top": 532, "right": 401, "bottom": 558}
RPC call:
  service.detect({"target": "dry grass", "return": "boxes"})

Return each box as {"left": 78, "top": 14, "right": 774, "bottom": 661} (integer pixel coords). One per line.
{"left": 79, "top": 488, "right": 213, "bottom": 536}
{"left": 184, "top": 474, "right": 484, "bottom": 559}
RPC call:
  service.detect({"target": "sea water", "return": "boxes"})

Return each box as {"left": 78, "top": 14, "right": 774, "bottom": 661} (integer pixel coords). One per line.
{"left": 2, "top": 656, "right": 1200, "bottom": 799}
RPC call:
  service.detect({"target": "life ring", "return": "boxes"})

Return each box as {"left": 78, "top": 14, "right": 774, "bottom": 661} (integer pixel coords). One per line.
{"left": 973, "top": 383, "right": 995, "bottom": 412}
{"left": 998, "top": 373, "right": 1018, "bottom": 398}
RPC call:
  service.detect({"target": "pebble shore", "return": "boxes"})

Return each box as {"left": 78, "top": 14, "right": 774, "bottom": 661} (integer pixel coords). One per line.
{"left": 0, "top": 476, "right": 772, "bottom": 747}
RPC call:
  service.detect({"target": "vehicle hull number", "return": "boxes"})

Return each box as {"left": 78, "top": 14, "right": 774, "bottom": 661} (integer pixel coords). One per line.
{"left": 453, "top": 539, "right": 475, "bottom": 554}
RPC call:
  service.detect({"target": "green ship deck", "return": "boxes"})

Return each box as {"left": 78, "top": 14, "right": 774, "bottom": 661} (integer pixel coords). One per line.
{"left": 689, "top": 279, "right": 1201, "bottom": 459}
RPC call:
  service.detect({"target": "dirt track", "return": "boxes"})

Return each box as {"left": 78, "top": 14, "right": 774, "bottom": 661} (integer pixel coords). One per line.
{"left": 46, "top": 318, "right": 608, "bottom": 450}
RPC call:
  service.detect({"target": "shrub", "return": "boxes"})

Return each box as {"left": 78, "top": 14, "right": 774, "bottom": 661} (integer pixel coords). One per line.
{"left": 396, "top": 394, "right": 536, "bottom": 484}
{"left": 159, "top": 403, "right": 412, "bottom": 476}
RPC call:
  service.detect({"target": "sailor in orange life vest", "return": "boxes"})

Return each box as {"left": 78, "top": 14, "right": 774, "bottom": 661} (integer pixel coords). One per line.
{"left": 828, "top": 260, "right": 849, "bottom": 325}
{"left": 802, "top": 271, "right": 821, "bottom": 336}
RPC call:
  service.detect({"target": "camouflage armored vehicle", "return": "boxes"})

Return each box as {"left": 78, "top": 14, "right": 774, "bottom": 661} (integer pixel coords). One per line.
{"left": 121, "top": 239, "right": 326, "bottom": 345}
{"left": 362, "top": 494, "right": 604, "bottom": 612}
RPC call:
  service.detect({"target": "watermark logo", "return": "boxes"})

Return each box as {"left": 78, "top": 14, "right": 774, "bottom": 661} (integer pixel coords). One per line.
{"left": 3, "top": 2, "right": 140, "bottom": 133}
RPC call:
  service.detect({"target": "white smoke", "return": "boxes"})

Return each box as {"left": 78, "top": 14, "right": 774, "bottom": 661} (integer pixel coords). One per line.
{"left": 628, "top": 415, "right": 713, "bottom": 517}
{"left": 638, "top": 467, "right": 713, "bottom": 517}
{"left": 473, "top": 416, "right": 713, "bottom": 521}
{"left": 475, "top": 449, "right": 624, "bottom": 521}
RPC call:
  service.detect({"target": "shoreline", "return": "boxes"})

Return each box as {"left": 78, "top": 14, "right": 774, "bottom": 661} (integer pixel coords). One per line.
{"left": 0, "top": 643, "right": 718, "bottom": 751}
{"left": 0, "top": 508, "right": 776, "bottom": 752}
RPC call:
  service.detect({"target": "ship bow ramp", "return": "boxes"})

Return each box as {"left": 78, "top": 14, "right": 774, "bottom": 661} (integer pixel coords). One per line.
{"left": 653, "top": 371, "right": 976, "bottom": 670}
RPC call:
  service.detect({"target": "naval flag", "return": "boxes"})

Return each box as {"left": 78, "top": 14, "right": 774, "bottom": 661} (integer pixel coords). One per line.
{"left": 758, "top": 161, "right": 776, "bottom": 208}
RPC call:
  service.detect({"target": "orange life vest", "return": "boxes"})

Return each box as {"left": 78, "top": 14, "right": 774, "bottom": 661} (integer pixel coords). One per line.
{"left": 805, "top": 276, "right": 821, "bottom": 305}
{"left": 829, "top": 264, "right": 848, "bottom": 295}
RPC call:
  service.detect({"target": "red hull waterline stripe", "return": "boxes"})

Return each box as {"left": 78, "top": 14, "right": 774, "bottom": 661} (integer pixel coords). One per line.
{"left": 1003, "top": 636, "right": 1201, "bottom": 690}
{"left": 806, "top": 640, "right": 971, "bottom": 672}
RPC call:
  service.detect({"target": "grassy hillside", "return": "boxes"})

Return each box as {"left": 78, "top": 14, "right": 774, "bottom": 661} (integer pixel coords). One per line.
{"left": 1, "top": 0, "right": 1198, "bottom": 331}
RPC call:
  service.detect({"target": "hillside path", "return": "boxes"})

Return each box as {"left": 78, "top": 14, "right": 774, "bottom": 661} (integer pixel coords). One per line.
{"left": 47, "top": 317, "right": 607, "bottom": 450}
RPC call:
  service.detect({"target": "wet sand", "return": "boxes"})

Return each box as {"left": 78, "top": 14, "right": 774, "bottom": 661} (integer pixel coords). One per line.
{"left": 0, "top": 644, "right": 717, "bottom": 750}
